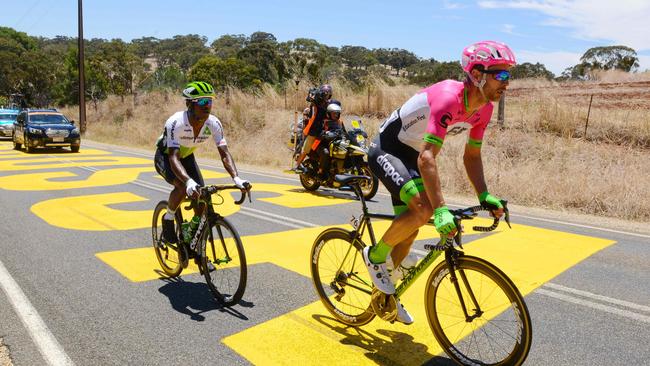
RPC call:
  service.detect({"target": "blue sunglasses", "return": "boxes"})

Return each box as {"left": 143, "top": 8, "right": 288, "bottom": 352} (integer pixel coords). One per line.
{"left": 193, "top": 98, "right": 213, "bottom": 106}
{"left": 481, "top": 69, "right": 511, "bottom": 82}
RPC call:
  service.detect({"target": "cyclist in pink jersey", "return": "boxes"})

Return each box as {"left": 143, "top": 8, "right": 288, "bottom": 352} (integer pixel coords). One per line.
{"left": 364, "top": 41, "right": 516, "bottom": 324}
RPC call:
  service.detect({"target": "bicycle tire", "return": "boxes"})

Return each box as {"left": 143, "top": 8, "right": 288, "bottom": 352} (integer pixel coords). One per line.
{"left": 425, "top": 255, "right": 532, "bottom": 366}
{"left": 310, "top": 227, "right": 376, "bottom": 326}
{"left": 200, "top": 216, "right": 247, "bottom": 306}
{"left": 152, "top": 201, "right": 184, "bottom": 277}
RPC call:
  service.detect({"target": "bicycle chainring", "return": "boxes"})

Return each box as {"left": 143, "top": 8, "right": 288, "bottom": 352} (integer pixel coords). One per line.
{"left": 370, "top": 289, "right": 397, "bottom": 322}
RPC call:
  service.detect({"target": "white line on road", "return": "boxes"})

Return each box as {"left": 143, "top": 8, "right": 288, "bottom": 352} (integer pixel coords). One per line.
{"left": 543, "top": 283, "right": 650, "bottom": 313}
{"left": 536, "top": 288, "right": 650, "bottom": 324}
{"left": 0, "top": 259, "right": 74, "bottom": 366}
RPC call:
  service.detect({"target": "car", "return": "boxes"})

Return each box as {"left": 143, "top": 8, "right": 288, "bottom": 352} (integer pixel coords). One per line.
{"left": 13, "top": 109, "right": 81, "bottom": 153}
{"left": 0, "top": 108, "right": 19, "bottom": 138}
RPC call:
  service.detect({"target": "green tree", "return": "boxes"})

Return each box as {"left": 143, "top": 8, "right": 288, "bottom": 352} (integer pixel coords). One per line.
{"left": 580, "top": 45, "right": 639, "bottom": 72}
{"left": 210, "top": 34, "right": 247, "bottom": 59}
{"left": 511, "top": 62, "right": 554, "bottom": 79}
{"left": 189, "top": 55, "right": 261, "bottom": 90}
{"left": 157, "top": 34, "right": 209, "bottom": 71}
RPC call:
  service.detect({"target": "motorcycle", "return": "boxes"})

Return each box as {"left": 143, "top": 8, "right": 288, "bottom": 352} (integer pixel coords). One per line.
{"left": 296, "top": 119, "right": 379, "bottom": 200}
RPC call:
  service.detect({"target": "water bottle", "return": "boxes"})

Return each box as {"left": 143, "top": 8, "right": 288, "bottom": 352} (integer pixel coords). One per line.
{"left": 189, "top": 215, "right": 200, "bottom": 236}
{"left": 181, "top": 221, "right": 191, "bottom": 243}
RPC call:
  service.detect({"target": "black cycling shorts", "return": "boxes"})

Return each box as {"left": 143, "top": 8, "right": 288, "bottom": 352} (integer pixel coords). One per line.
{"left": 368, "top": 114, "right": 425, "bottom": 214}
{"left": 154, "top": 148, "right": 205, "bottom": 186}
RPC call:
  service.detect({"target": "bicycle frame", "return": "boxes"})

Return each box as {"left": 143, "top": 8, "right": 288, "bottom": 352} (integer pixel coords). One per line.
{"left": 346, "top": 177, "right": 505, "bottom": 316}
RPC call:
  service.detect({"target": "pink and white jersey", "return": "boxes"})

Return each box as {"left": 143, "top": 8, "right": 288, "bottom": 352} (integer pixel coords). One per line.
{"left": 379, "top": 80, "right": 493, "bottom": 151}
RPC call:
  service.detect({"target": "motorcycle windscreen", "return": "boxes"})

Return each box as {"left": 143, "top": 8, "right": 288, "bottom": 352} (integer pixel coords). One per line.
{"left": 343, "top": 118, "right": 365, "bottom": 133}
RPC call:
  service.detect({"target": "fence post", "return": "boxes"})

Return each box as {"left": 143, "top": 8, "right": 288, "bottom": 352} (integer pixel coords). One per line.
{"left": 584, "top": 94, "right": 594, "bottom": 138}
{"left": 497, "top": 94, "right": 505, "bottom": 128}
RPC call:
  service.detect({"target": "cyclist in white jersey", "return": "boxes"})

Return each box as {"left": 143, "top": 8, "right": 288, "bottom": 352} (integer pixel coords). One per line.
{"left": 154, "top": 81, "right": 250, "bottom": 244}
{"left": 364, "top": 41, "right": 516, "bottom": 324}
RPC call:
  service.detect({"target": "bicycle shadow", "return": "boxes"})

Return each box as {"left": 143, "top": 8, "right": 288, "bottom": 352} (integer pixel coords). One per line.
{"left": 157, "top": 275, "right": 253, "bottom": 322}
{"left": 311, "top": 314, "right": 455, "bottom": 365}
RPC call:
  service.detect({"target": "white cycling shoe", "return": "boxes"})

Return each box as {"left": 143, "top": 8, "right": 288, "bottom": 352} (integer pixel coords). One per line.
{"left": 386, "top": 253, "right": 419, "bottom": 283}
{"left": 362, "top": 247, "right": 395, "bottom": 295}
{"left": 395, "top": 299, "right": 414, "bottom": 325}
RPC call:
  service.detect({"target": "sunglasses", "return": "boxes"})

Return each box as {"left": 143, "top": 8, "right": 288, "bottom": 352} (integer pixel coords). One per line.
{"left": 481, "top": 69, "right": 511, "bottom": 82}
{"left": 193, "top": 98, "right": 213, "bottom": 106}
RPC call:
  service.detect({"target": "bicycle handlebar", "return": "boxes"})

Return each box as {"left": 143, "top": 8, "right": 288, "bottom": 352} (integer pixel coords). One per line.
{"left": 183, "top": 183, "right": 252, "bottom": 211}
{"left": 425, "top": 200, "right": 511, "bottom": 250}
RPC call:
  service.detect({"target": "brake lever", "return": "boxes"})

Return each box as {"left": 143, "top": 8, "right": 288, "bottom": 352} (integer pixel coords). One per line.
{"left": 501, "top": 199, "right": 512, "bottom": 229}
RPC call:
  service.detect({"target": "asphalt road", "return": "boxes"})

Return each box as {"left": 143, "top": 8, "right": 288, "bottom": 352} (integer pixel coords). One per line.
{"left": 0, "top": 140, "right": 648, "bottom": 366}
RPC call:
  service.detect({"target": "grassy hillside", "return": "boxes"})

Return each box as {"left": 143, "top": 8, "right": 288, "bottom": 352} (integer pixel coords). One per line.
{"left": 60, "top": 74, "right": 650, "bottom": 222}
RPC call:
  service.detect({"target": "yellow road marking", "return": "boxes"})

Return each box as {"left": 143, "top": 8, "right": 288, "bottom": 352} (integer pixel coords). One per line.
{"left": 253, "top": 183, "right": 353, "bottom": 208}
{"left": 0, "top": 167, "right": 154, "bottom": 190}
{"left": 31, "top": 192, "right": 242, "bottom": 231}
{"left": 0, "top": 156, "right": 150, "bottom": 171}
{"left": 0, "top": 148, "right": 110, "bottom": 159}
{"left": 95, "top": 219, "right": 613, "bottom": 365}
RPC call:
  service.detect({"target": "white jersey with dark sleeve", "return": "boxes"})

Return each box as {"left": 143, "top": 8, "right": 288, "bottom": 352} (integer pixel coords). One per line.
{"left": 162, "top": 111, "right": 227, "bottom": 158}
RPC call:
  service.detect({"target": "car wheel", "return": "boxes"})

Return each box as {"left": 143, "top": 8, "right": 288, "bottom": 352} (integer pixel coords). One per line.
{"left": 12, "top": 132, "right": 21, "bottom": 150}
{"left": 24, "top": 134, "right": 32, "bottom": 153}
{"left": 71, "top": 145, "right": 80, "bottom": 153}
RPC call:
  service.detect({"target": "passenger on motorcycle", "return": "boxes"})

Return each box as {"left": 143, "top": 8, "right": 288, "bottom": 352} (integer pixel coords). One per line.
{"left": 294, "top": 84, "right": 333, "bottom": 171}
{"left": 316, "top": 101, "right": 344, "bottom": 179}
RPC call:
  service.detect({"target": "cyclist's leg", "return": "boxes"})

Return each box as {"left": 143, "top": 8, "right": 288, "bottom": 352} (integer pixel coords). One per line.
{"left": 155, "top": 149, "right": 184, "bottom": 243}
{"left": 368, "top": 137, "right": 432, "bottom": 263}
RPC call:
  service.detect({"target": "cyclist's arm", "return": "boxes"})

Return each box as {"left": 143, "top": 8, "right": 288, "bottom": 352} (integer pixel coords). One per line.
{"left": 168, "top": 147, "right": 192, "bottom": 184}
{"left": 463, "top": 144, "right": 487, "bottom": 195}
{"left": 217, "top": 144, "right": 239, "bottom": 179}
{"left": 417, "top": 142, "right": 445, "bottom": 209}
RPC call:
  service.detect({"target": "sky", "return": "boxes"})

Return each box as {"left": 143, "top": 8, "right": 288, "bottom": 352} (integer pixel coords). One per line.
{"left": 2, "top": 0, "right": 650, "bottom": 76}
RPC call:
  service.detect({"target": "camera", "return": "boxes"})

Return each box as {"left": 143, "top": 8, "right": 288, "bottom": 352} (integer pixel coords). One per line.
{"left": 306, "top": 87, "right": 325, "bottom": 104}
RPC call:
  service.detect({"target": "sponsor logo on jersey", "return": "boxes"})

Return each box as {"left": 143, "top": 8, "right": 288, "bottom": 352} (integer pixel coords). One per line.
{"left": 439, "top": 112, "right": 452, "bottom": 128}
{"left": 376, "top": 154, "right": 404, "bottom": 185}
{"left": 204, "top": 128, "right": 211, "bottom": 136}
{"left": 402, "top": 115, "right": 425, "bottom": 132}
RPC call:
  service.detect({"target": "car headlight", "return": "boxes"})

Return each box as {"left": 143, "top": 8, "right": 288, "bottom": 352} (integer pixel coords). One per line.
{"left": 28, "top": 127, "right": 43, "bottom": 135}
{"left": 72, "top": 127, "right": 79, "bottom": 135}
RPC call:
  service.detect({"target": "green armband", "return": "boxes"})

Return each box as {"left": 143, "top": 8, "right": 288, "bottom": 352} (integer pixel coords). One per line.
{"left": 467, "top": 138, "right": 482, "bottom": 148}
{"left": 423, "top": 133, "right": 443, "bottom": 147}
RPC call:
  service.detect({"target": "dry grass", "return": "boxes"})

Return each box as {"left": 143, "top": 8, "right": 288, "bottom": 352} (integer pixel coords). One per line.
{"left": 59, "top": 74, "right": 650, "bottom": 222}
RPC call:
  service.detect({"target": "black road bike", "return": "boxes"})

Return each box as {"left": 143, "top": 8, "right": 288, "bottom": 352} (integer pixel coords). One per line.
{"left": 310, "top": 175, "right": 532, "bottom": 365}
{"left": 152, "top": 184, "right": 251, "bottom": 306}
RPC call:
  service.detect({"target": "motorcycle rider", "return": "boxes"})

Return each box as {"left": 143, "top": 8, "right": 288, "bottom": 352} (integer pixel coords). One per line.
{"left": 315, "top": 101, "right": 344, "bottom": 179}
{"left": 294, "top": 84, "right": 332, "bottom": 171}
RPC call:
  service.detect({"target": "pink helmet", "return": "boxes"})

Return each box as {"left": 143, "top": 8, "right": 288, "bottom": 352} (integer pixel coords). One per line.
{"left": 461, "top": 41, "right": 516, "bottom": 73}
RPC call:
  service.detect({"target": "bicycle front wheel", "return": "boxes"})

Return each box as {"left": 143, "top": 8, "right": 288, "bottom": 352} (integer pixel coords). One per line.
{"left": 152, "top": 201, "right": 183, "bottom": 277}
{"left": 200, "top": 216, "right": 247, "bottom": 306}
{"left": 425, "top": 255, "right": 532, "bottom": 366}
{"left": 310, "top": 227, "right": 375, "bottom": 326}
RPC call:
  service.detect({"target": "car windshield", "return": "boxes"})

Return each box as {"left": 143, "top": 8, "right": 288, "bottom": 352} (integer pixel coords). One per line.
{"left": 29, "top": 114, "right": 69, "bottom": 124}
{"left": 0, "top": 114, "right": 17, "bottom": 121}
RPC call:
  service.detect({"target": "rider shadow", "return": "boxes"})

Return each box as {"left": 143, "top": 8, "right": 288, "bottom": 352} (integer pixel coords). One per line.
{"left": 156, "top": 274, "right": 252, "bottom": 322}
{"left": 288, "top": 187, "right": 366, "bottom": 202}
{"left": 311, "top": 314, "right": 455, "bottom": 365}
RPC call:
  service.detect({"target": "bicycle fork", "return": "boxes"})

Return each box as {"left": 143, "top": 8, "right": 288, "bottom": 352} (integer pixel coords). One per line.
{"left": 445, "top": 251, "right": 484, "bottom": 322}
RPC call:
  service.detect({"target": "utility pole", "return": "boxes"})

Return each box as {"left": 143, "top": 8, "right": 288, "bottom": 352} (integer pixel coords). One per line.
{"left": 78, "top": 0, "right": 87, "bottom": 134}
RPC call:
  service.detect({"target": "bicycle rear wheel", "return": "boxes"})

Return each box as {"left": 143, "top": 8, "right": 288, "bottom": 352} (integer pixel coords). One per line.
{"left": 310, "top": 227, "right": 375, "bottom": 326}
{"left": 152, "top": 201, "right": 184, "bottom": 277}
{"left": 425, "top": 255, "right": 532, "bottom": 366}
{"left": 200, "top": 216, "right": 247, "bottom": 306}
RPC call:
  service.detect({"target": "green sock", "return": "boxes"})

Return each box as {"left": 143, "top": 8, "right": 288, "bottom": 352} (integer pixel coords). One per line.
{"left": 369, "top": 240, "right": 392, "bottom": 264}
